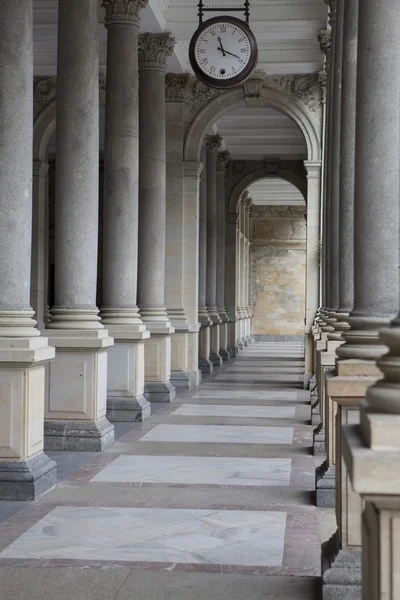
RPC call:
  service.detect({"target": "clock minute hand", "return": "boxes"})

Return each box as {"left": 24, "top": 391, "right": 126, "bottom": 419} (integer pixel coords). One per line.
{"left": 224, "top": 49, "right": 242, "bottom": 60}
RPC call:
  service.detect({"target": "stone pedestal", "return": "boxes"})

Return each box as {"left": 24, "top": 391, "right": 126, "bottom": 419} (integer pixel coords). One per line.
{"left": 0, "top": 0, "right": 57, "bottom": 498}
{"left": 46, "top": 0, "right": 114, "bottom": 451}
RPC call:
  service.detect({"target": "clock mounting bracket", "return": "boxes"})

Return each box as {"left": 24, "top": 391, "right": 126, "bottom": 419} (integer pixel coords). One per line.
{"left": 197, "top": 0, "right": 251, "bottom": 25}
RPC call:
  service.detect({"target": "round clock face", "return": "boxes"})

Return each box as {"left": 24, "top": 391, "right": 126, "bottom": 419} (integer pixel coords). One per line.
{"left": 189, "top": 16, "right": 258, "bottom": 89}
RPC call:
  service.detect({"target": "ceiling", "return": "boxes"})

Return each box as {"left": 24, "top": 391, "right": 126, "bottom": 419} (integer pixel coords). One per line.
{"left": 33, "top": 0, "right": 326, "bottom": 76}
{"left": 216, "top": 107, "right": 308, "bottom": 160}
{"left": 246, "top": 177, "right": 306, "bottom": 205}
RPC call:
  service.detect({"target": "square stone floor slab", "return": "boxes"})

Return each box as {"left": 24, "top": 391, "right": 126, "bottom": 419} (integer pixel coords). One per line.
{"left": 140, "top": 424, "right": 294, "bottom": 445}
{"left": 171, "top": 404, "right": 296, "bottom": 419}
{"left": 90, "top": 455, "right": 292, "bottom": 486}
{"left": 0, "top": 506, "right": 287, "bottom": 567}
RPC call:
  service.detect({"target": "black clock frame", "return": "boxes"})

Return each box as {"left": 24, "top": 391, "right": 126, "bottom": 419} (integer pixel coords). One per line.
{"left": 189, "top": 15, "right": 258, "bottom": 90}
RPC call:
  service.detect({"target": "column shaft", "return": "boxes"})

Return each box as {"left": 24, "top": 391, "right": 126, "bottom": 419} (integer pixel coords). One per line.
{"left": 216, "top": 152, "right": 230, "bottom": 360}
{"left": 138, "top": 33, "right": 176, "bottom": 402}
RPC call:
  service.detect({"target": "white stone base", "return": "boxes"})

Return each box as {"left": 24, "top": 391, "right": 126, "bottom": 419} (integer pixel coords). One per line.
{"left": 44, "top": 329, "right": 114, "bottom": 451}
{"left": 143, "top": 327, "right": 175, "bottom": 402}
{"left": 0, "top": 336, "right": 57, "bottom": 499}
{"left": 105, "top": 328, "right": 150, "bottom": 422}
{"left": 210, "top": 324, "right": 223, "bottom": 366}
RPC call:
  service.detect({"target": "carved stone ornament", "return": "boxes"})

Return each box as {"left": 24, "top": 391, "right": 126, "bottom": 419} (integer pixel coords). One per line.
{"left": 216, "top": 151, "right": 230, "bottom": 172}
{"left": 244, "top": 78, "right": 263, "bottom": 99}
{"left": 138, "top": 33, "right": 175, "bottom": 68}
{"left": 264, "top": 74, "right": 321, "bottom": 113}
{"left": 165, "top": 73, "right": 189, "bottom": 102}
{"left": 317, "top": 70, "right": 327, "bottom": 102}
{"left": 318, "top": 29, "right": 332, "bottom": 72}
{"left": 34, "top": 78, "right": 56, "bottom": 119}
{"left": 206, "top": 134, "right": 222, "bottom": 158}
{"left": 101, "top": 0, "right": 149, "bottom": 21}
{"left": 325, "top": 0, "right": 337, "bottom": 23}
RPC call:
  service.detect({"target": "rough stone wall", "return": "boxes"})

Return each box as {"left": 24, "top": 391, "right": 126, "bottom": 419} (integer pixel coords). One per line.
{"left": 250, "top": 206, "right": 306, "bottom": 336}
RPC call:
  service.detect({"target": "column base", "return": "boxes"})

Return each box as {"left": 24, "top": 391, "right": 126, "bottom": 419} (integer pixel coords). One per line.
{"left": 144, "top": 380, "right": 176, "bottom": 403}
{"left": 0, "top": 452, "right": 57, "bottom": 501}
{"left": 199, "top": 358, "right": 213, "bottom": 373}
{"left": 170, "top": 370, "right": 192, "bottom": 390}
{"left": 322, "top": 532, "right": 361, "bottom": 600}
{"left": 314, "top": 423, "right": 326, "bottom": 456}
{"left": 107, "top": 395, "right": 150, "bottom": 422}
{"left": 191, "top": 369, "right": 202, "bottom": 387}
{"left": 210, "top": 350, "right": 223, "bottom": 367}
{"left": 316, "top": 460, "right": 336, "bottom": 507}
{"left": 219, "top": 348, "right": 230, "bottom": 362}
{"left": 44, "top": 416, "right": 115, "bottom": 452}
{"left": 237, "top": 340, "right": 245, "bottom": 350}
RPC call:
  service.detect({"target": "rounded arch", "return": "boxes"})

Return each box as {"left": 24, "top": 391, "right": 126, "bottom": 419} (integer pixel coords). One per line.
{"left": 228, "top": 167, "right": 307, "bottom": 215}
{"left": 184, "top": 86, "right": 321, "bottom": 163}
{"left": 33, "top": 100, "right": 57, "bottom": 161}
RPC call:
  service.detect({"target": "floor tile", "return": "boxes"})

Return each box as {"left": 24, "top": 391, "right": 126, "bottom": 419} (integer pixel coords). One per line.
{"left": 90, "top": 455, "right": 292, "bottom": 486}
{"left": 0, "top": 506, "right": 287, "bottom": 566}
{"left": 171, "top": 404, "right": 296, "bottom": 419}
{"left": 192, "top": 390, "right": 298, "bottom": 400}
{"left": 140, "top": 424, "right": 294, "bottom": 444}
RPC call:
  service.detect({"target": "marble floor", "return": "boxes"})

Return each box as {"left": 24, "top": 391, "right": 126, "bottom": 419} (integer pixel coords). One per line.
{"left": 0, "top": 341, "right": 324, "bottom": 599}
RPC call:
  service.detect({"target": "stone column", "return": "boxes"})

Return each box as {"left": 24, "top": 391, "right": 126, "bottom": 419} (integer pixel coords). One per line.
{"left": 216, "top": 151, "right": 231, "bottom": 361}
{"left": 0, "top": 0, "right": 56, "bottom": 499}
{"left": 198, "top": 143, "right": 213, "bottom": 373}
{"left": 138, "top": 33, "right": 176, "bottom": 402}
{"left": 165, "top": 74, "right": 201, "bottom": 389}
{"left": 205, "top": 134, "right": 223, "bottom": 366}
{"left": 243, "top": 196, "right": 253, "bottom": 343}
{"left": 342, "top": 1, "right": 400, "bottom": 599}
{"left": 45, "top": 0, "right": 114, "bottom": 452}
{"left": 225, "top": 214, "right": 239, "bottom": 356}
{"left": 31, "top": 160, "right": 49, "bottom": 329}
{"left": 100, "top": 0, "right": 150, "bottom": 423}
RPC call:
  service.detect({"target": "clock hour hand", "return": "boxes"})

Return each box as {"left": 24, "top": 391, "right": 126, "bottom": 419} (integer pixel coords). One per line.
{"left": 217, "top": 36, "right": 226, "bottom": 57}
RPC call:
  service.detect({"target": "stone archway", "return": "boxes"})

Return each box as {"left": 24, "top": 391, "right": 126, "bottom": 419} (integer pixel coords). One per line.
{"left": 183, "top": 84, "right": 322, "bottom": 162}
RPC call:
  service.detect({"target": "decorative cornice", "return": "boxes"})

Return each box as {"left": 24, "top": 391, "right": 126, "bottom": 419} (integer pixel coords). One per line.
{"left": 165, "top": 73, "right": 189, "bottom": 102}
{"left": 318, "top": 29, "right": 331, "bottom": 72}
{"left": 138, "top": 33, "right": 175, "bottom": 69}
{"left": 216, "top": 151, "right": 230, "bottom": 172}
{"left": 206, "top": 134, "right": 222, "bottom": 158}
{"left": 102, "top": 0, "right": 148, "bottom": 22}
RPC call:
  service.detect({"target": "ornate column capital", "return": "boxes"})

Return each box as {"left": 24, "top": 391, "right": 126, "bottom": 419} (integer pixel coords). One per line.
{"left": 240, "top": 190, "right": 250, "bottom": 205}
{"left": 243, "top": 196, "right": 252, "bottom": 212}
{"left": 216, "top": 151, "right": 230, "bottom": 173}
{"left": 102, "top": 0, "right": 149, "bottom": 24}
{"left": 138, "top": 33, "right": 175, "bottom": 70}
{"left": 318, "top": 28, "right": 332, "bottom": 72}
{"left": 165, "top": 73, "right": 189, "bottom": 102}
{"left": 325, "top": 0, "right": 337, "bottom": 24}
{"left": 205, "top": 134, "right": 222, "bottom": 158}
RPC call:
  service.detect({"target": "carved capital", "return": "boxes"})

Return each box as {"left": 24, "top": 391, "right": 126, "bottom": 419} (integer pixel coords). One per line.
{"left": 102, "top": 0, "right": 148, "bottom": 23}
{"left": 206, "top": 134, "right": 222, "bottom": 158}
{"left": 139, "top": 33, "right": 175, "bottom": 69}
{"left": 318, "top": 29, "right": 332, "bottom": 72}
{"left": 217, "top": 151, "right": 230, "bottom": 172}
{"left": 165, "top": 73, "right": 189, "bottom": 102}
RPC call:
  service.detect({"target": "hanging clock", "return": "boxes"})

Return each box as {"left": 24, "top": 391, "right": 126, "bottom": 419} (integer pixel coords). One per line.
{"left": 189, "top": 15, "right": 258, "bottom": 90}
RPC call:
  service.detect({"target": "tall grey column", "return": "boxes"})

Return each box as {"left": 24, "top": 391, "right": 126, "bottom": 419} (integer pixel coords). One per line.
{"left": 337, "top": 0, "right": 399, "bottom": 362}
{"left": 205, "top": 135, "right": 223, "bottom": 366}
{"left": 216, "top": 151, "right": 230, "bottom": 360}
{"left": 45, "top": 0, "right": 114, "bottom": 452}
{"left": 341, "top": 3, "right": 400, "bottom": 598}
{"left": 198, "top": 143, "right": 213, "bottom": 373}
{"left": 326, "top": 0, "right": 344, "bottom": 319}
{"left": 0, "top": 0, "right": 56, "bottom": 499}
{"left": 337, "top": 0, "right": 357, "bottom": 317}
{"left": 138, "top": 33, "right": 176, "bottom": 402}
{"left": 100, "top": 0, "right": 150, "bottom": 422}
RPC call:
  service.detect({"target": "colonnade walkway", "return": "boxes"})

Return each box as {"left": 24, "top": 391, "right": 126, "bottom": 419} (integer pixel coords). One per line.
{"left": 0, "top": 342, "right": 325, "bottom": 599}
